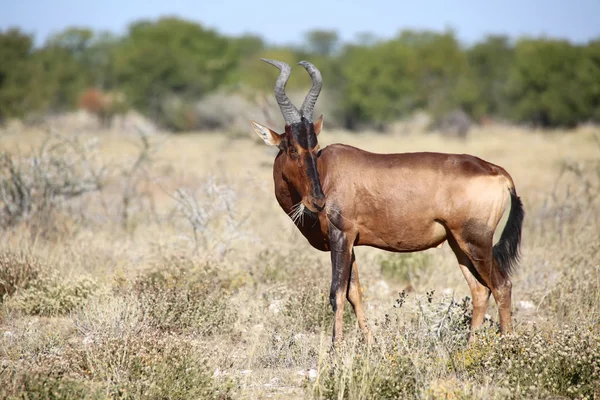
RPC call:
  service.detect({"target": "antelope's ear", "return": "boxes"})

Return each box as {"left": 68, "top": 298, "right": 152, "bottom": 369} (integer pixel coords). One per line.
{"left": 313, "top": 114, "right": 324, "bottom": 136}
{"left": 250, "top": 120, "right": 282, "bottom": 147}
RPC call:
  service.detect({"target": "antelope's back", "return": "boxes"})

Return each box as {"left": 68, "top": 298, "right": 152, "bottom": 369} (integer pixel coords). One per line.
{"left": 320, "top": 145, "right": 510, "bottom": 250}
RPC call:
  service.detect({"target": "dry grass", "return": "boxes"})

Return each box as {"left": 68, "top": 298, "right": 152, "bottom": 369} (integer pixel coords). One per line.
{"left": 1, "top": 123, "right": 599, "bottom": 399}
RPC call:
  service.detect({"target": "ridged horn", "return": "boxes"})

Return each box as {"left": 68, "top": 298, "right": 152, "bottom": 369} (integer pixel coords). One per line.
{"left": 261, "top": 58, "right": 301, "bottom": 124}
{"left": 298, "top": 60, "right": 323, "bottom": 121}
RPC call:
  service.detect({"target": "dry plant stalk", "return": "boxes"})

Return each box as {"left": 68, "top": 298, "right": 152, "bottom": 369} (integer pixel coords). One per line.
{"left": 0, "top": 131, "right": 105, "bottom": 229}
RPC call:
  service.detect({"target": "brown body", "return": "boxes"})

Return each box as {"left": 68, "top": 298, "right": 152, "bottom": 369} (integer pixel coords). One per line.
{"left": 276, "top": 144, "right": 513, "bottom": 253}
{"left": 252, "top": 58, "right": 524, "bottom": 343}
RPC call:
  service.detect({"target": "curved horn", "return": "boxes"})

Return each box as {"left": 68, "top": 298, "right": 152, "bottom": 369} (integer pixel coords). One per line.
{"left": 261, "top": 58, "right": 301, "bottom": 124}
{"left": 298, "top": 61, "right": 323, "bottom": 121}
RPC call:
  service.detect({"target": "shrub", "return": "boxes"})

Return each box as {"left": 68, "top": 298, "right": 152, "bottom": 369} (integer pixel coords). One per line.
{"left": 0, "top": 369, "right": 105, "bottom": 400}
{"left": 1, "top": 249, "right": 98, "bottom": 316}
{"left": 1, "top": 332, "right": 233, "bottom": 400}
{"left": 1, "top": 294, "right": 235, "bottom": 400}
{"left": 279, "top": 283, "right": 354, "bottom": 335}
{"left": 461, "top": 327, "right": 600, "bottom": 398}
{"left": 254, "top": 329, "right": 318, "bottom": 369}
{"left": 311, "top": 342, "right": 419, "bottom": 399}
{"left": 134, "top": 256, "right": 236, "bottom": 335}
{"left": 0, "top": 133, "right": 104, "bottom": 234}
{"left": 247, "top": 249, "right": 327, "bottom": 286}
{"left": 430, "top": 108, "right": 473, "bottom": 138}
{"left": 160, "top": 95, "right": 198, "bottom": 132}
{"left": 5, "top": 268, "right": 98, "bottom": 316}
{"left": 171, "top": 177, "right": 246, "bottom": 259}
{"left": 0, "top": 250, "right": 41, "bottom": 300}
{"left": 195, "top": 91, "right": 262, "bottom": 136}
{"left": 73, "top": 295, "right": 235, "bottom": 398}
{"left": 379, "top": 252, "right": 432, "bottom": 284}
{"left": 79, "top": 334, "right": 234, "bottom": 399}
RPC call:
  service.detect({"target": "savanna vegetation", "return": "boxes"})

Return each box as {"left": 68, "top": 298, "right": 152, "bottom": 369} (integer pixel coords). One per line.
{"left": 1, "top": 17, "right": 600, "bottom": 132}
{"left": 1, "top": 13, "right": 600, "bottom": 400}
{"left": 1, "top": 124, "right": 599, "bottom": 399}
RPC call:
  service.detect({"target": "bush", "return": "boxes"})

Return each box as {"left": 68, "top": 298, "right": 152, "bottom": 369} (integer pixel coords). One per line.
{"left": 0, "top": 250, "right": 41, "bottom": 300}
{"left": 311, "top": 342, "right": 419, "bottom": 399}
{"left": 160, "top": 95, "right": 198, "bottom": 131}
{"left": 249, "top": 249, "right": 326, "bottom": 286}
{"left": 5, "top": 268, "right": 98, "bottom": 316}
{"left": 1, "top": 249, "right": 98, "bottom": 316}
{"left": 134, "top": 256, "right": 236, "bottom": 335}
{"left": 79, "top": 334, "right": 234, "bottom": 399}
{"left": 254, "top": 329, "right": 318, "bottom": 369}
{"left": 280, "top": 283, "right": 333, "bottom": 334}
{"left": 195, "top": 90, "right": 262, "bottom": 135}
{"left": 1, "top": 294, "right": 235, "bottom": 400}
{"left": 0, "top": 133, "right": 103, "bottom": 234}
{"left": 171, "top": 177, "right": 246, "bottom": 259}
{"left": 260, "top": 277, "right": 354, "bottom": 335}
{"left": 461, "top": 327, "right": 600, "bottom": 398}
{"left": 379, "top": 252, "right": 432, "bottom": 284}
{"left": 0, "top": 369, "right": 105, "bottom": 400}
{"left": 431, "top": 108, "right": 473, "bottom": 139}
{"left": 73, "top": 296, "right": 235, "bottom": 398}
{"left": 1, "top": 333, "right": 233, "bottom": 400}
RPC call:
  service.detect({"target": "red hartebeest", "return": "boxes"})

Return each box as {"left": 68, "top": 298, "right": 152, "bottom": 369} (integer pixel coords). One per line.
{"left": 250, "top": 59, "right": 524, "bottom": 343}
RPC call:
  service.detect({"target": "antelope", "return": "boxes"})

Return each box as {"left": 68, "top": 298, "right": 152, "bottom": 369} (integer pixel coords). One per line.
{"left": 250, "top": 59, "right": 524, "bottom": 343}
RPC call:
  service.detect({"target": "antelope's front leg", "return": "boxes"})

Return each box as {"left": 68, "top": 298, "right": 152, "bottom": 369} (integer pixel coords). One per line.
{"left": 347, "top": 251, "right": 373, "bottom": 344}
{"left": 329, "top": 224, "right": 354, "bottom": 343}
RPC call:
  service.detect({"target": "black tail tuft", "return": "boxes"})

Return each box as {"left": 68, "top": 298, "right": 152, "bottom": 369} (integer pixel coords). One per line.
{"left": 493, "top": 188, "right": 524, "bottom": 277}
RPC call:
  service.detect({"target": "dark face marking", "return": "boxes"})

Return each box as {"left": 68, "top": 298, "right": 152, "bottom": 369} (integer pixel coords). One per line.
{"left": 282, "top": 117, "right": 325, "bottom": 211}
{"left": 285, "top": 117, "right": 318, "bottom": 150}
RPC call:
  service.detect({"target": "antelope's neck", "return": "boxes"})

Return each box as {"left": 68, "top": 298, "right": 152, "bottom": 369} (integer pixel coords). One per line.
{"left": 271, "top": 156, "right": 330, "bottom": 251}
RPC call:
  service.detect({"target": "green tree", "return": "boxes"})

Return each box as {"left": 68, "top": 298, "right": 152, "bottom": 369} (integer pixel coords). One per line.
{"left": 232, "top": 34, "right": 264, "bottom": 59}
{"left": 9, "top": 27, "right": 102, "bottom": 114}
{"left": 45, "top": 27, "right": 94, "bottom": 59}
{"left": 0, "top": 29, "right": 39, "bottom": 120}
{"left": 507, "top": 39, "right": 593, "bottom": 127}
{"left": 112, "top": 17, "right": 238, "bottom": 121}
{"left": 338, "top": 40, "right": 418, "bottom": 127}
{"left": 81, "top": 32, "right": 121, "bottom": 90}
{"left": 582, "top": 39, "right": 600, "bottom": 121}
{"left": 397, "top": 29, "right": 474, "bottom": 117}
{"left": 467, "top": 35, "right": 514, "bottom": 118}
{"left": 337, "top": 30, "right": 474, "bottom": 128}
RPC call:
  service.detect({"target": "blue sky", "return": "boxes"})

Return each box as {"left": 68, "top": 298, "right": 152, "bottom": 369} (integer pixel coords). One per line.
{"left": 2, "top": 0, "right": 599, "bottom": 46}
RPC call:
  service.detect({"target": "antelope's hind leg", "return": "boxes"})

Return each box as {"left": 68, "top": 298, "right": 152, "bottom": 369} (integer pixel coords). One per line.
{"left": 448, "top": 228, "right": 513, "bottom": 338}
{"left": 447, "top": 233, "right": 491, "bottom": 341}
{"left": 490, "top": 258, "right": 513, "bottom": 334}
{"left": 346, "top": 251, "right": 373, "bottom": 344}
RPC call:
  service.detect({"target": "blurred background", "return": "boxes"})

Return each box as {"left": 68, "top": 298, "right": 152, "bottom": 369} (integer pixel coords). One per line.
{"left": 2, "top": 0, "right": 600, "bottom": 135}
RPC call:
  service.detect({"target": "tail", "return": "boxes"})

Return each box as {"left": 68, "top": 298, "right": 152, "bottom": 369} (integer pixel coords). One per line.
{"left": 493, "top": 187, "right": 524, "bottom": 277}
